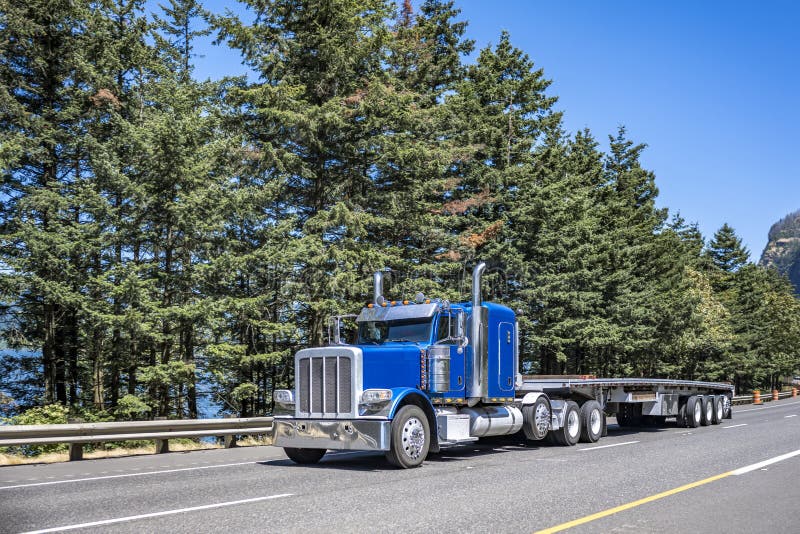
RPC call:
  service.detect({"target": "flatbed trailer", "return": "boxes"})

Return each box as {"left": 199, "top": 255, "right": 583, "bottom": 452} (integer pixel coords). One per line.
{"left": 516, "top": 376, "right": 735, "bottom": 443}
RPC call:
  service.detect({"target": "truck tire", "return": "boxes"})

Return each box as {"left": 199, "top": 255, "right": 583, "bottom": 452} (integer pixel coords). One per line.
{"left": 676, "top": 401, "right": 687, "bottom": 427}
{"left": 284, "top": 447, "right": 326, "bottom": 464}
{"left": 552, "top": 401, "right": 581, "bottom": 446}
{"left": 700, "top": 396, "right": 713, "bottom": 426}
{"left": 522, "top": 396, "right": 551, "bottom": 441}
{"left": 685, "top": 396, "right": 702, "bottom": 428}
{"left": 712, "top": 396, "right": 724, "bottom": 424}
{"left": 615, "top": 403, "right": 642, "bottom": 427}
{"left": 385, "top": 405, "right": 430, "bottom": 469}
{"left": 579, "top": 401, "right": 603, "bottom": 443}
{"left": 723, "top": 395, "right": 733, "bottom": 419}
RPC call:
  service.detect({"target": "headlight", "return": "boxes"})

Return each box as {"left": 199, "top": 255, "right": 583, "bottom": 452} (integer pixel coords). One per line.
{"left": 360, "top": 389, "right": 392, "bottom": 404}
{"left": 274, "top": 389, "right": 294, "bottom": 405}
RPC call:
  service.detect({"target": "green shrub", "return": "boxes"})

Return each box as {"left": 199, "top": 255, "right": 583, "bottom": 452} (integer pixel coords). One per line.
{"left": 5, "top": 404, "right": 70, "bottom": 456}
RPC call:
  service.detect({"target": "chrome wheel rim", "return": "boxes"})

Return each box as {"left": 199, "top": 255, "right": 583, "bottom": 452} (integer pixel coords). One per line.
{"left": 535, "top": 402, "right": 550, "bottom": 435}
{"left": 705, "top": 400, "right": 713, "bottom": 421}
{"left": 590, "top": 409, "right": 602, "bottom": 435}
{"left": 716, "top": 401, "right": 724, "bottom": 421}
{"left": 693, "top": 401, "right": 702, "bottom": 423}
{"left": 401, "top": 416, "right": 425, "bottom": 460}
{"left": 567, "top": 410, "right": 580, "bottom": 438}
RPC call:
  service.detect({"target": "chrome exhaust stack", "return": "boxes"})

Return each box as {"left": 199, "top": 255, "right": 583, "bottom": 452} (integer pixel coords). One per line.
{"left": 468, "top": 262, "right": 488, "bottom": 402}
{"left": 373, "top": 271, "right": 384, "bottom": 305}
{"left": 472, "top": 262, "right": 486, "bottom": 308}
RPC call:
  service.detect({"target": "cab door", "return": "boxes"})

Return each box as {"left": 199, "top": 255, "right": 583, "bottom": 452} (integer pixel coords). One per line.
{"left": 497, "top": 322, "right": 515, "bottom": 393}
{"left": 434, "top": 313, "right": 466, "bottom": 399}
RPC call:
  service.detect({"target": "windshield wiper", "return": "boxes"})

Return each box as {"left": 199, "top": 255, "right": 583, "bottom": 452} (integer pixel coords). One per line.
{"left": 386, "top": 338, "right": 413, "bottom": 342}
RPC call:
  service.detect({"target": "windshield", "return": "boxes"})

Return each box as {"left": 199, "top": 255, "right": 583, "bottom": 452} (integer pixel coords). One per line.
{"left": 357, "top": 318, "right": 433, "bottom": 344}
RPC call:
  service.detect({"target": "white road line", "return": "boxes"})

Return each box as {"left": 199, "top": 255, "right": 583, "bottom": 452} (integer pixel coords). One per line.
{"left": 732, "top": 449, "right": 800, "bottom": 475}
{"left": 0, "top": 461, "right": 258, "bottom": 491}
{"left": 736, "top": 400, "right": 800, "bottom": 413}
{"left": 785, "top": 414, "right": 798, "bottom": 418}
{"left": 20, "top": 493, "right": 293, "bottom": 533}
{"left": 722, "top": 424, "right": 748, "bottom": 429}
{"left": 578, "top": 441, "right": 639, "bottom": 451}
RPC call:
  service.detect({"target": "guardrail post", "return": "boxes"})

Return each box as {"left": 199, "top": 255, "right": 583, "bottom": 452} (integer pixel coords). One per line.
{"left": 753, "top": 390, "right": 762, "bottom": 405}
{"left": 154, "top": 416, "right": 169, "bottom": 453}
{"left": 68, "top": 443, "right": 83, "bottom": 461}
{"left": 772, "top": 389, "right": 779, "bottom": 401}
{"left": 223, "top": 415, "right": 238, "bottom": 448}
{"left": 154, "top": 438, "right": 169, "bottom": 454}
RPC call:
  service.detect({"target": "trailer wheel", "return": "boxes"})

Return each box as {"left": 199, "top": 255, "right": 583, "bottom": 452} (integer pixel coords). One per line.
{"left": 523, "top": 396, "right": 551, "bottom": 441}
{"left": 284, "top": 447, "right": 326, "bottom": 465}
{"left": 676, "top": 401, "right": 687, "bottom": 427}
{"left": 579, "top": 401, "right": 603, "bottom": 443}
{"left": 700, "top": 396, "right": 713, "bottom": 426}
{"left": 685, "top": 396, "right": 702, "bottom": 428}
{"left": 552, "top": 401, "right": 581, "bottom": 446}
{"left": 712, "top": 396, "right": 724, "bottom": 424}
{"left": 385, "top": 405, "right": 429, "bottom": 469}
{"left": 723, "top": 395, "right": 733, "bottom": 419}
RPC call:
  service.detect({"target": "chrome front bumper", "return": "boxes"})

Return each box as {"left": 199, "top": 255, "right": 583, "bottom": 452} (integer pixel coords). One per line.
{"left": 273, "top": 419, "right": 391, "bottom": 451}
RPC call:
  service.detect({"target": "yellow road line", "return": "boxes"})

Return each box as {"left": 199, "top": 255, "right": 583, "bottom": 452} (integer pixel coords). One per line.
{"left": 534, "top": 471, "right": 733, "bottom": 534}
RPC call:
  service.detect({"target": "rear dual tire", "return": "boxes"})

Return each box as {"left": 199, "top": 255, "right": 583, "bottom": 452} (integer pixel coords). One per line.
{"left": 685, "top": 396, "right": 703, "bottom": 428}
{"left": 523, "top": 396, "right": 551, "bottom": 441}
{"left": 551, "top": 401, "right": 581, "bottom": 446}
{"left": 579, "top": 400, "right": 603, "bottom": 443}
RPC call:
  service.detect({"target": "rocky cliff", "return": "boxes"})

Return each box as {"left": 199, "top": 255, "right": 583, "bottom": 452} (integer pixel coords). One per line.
{"left": 760, "top": 209, "right": 800, "bottom": 294}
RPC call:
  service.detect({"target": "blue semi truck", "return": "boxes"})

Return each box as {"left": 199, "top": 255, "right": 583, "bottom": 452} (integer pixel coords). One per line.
{"left": 272, "top": 263, "right": 735, "bottom": 468}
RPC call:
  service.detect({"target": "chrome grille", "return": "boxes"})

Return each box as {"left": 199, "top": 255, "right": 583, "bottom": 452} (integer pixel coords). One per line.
{"left": 297, "top": 352, "right": 354, "bottom": 416}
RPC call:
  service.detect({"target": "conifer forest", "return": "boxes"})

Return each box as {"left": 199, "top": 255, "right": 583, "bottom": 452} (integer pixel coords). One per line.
{"left": 2, "top": 0, "right": 799, "bottom": 421}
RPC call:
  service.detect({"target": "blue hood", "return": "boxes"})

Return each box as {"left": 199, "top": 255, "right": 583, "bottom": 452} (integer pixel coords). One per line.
{"left": 359, "top": 344, "right": 426, "bottom": 390}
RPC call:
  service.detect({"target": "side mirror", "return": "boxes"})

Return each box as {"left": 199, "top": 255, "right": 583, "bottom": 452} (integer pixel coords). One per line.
{"left": 456, "top": 311, "right": 469, "bottom": 351}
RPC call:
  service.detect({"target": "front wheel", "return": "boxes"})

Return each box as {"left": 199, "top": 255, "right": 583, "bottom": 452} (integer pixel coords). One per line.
{"left": 284, "top": 447, "right": 326, "bottom": 465}
{"left": 386, "top": 405, "right": 430, "bottom": 469}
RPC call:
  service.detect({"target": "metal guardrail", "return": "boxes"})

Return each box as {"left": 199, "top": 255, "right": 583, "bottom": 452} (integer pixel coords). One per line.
{"left": 0, "top": 417, "right": 274, "bottom": 461}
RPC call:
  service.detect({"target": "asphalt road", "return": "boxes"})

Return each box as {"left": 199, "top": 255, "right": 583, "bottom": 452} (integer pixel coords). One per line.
{"left": 2, "top": 398, "right": 800, "bottom": 533}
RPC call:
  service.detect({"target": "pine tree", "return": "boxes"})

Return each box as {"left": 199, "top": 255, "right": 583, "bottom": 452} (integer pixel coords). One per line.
{"left": 441, "top": 30, "right": 559, "bottom": 293}
{"left": 212, "top": 0, "right": 407, "bottom": 413}
{"left": 0, "top": 0, "right": 104, "bottom": 405}
{"left": 706, "top": 223, "right": 750, "bottom": 273}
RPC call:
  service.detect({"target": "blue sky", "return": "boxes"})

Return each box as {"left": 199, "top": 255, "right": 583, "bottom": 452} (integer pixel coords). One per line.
{"left": 189, "top": 0, "right": 799, "bottom": 258}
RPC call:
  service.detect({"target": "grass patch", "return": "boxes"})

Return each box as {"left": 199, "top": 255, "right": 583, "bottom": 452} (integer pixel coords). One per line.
{"left": 0, "top": 440, "right": 224, "bottom": 466}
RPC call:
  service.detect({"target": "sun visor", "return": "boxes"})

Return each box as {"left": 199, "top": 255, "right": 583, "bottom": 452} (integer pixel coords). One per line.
{"left": 356, "top": 302, "right": 439, "bottom": 323}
